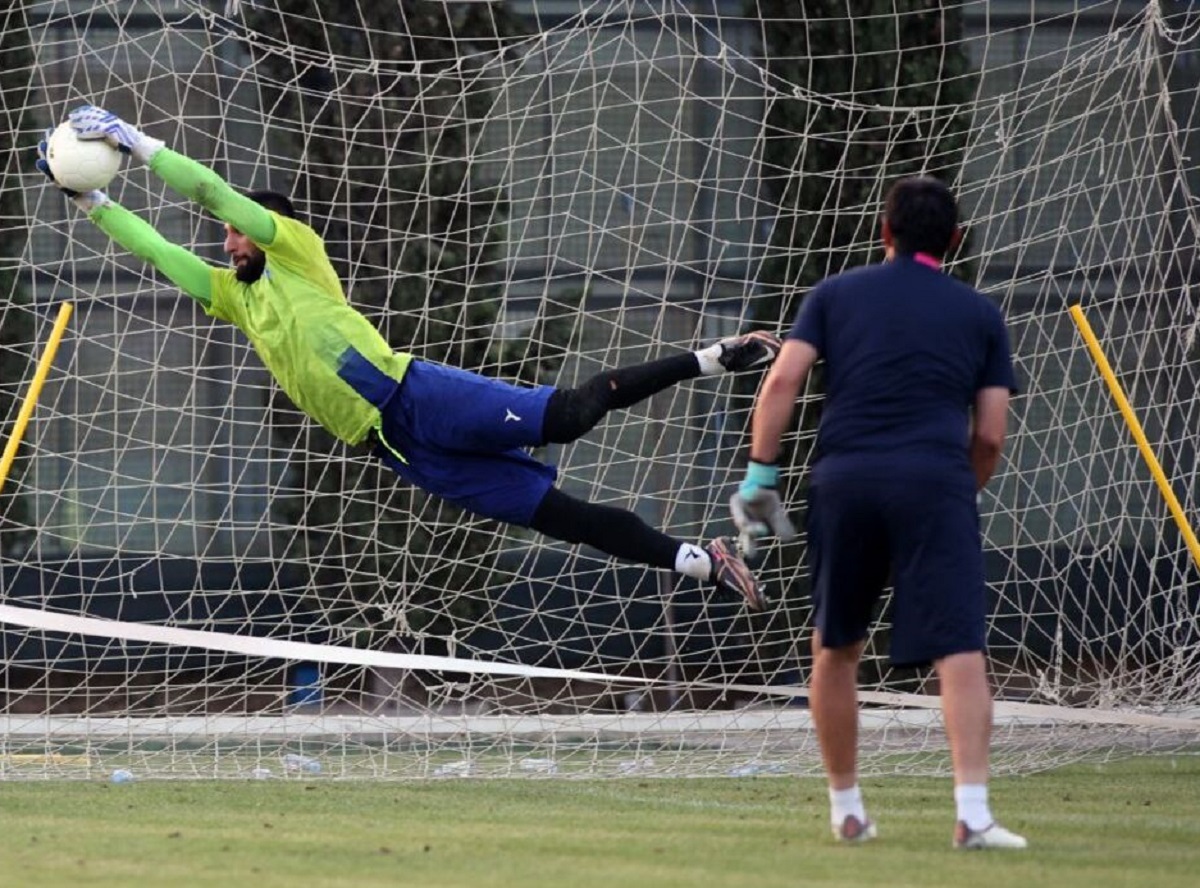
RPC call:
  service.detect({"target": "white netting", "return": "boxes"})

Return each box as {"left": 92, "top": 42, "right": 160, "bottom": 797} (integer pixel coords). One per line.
{"left": 1, "top": 0, "right": 1198, "bottom": 779}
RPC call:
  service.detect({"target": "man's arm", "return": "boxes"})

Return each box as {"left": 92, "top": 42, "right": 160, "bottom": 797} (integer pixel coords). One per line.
{"left": 970, "top": 386, "right": 1010, "bottom": 490}
{"left": 35, "top": 134, "right": 215, "bottom": 307}
{"left": 728, "top": 338, "right": 819, "bottom": 553}
{"left": 147, "top": 148, "right": 276, "bottom": 246}
{"left": 749, "top": 338, "right": 819, "bottom": 463}
{"left": 67, "top": 105, "right": 277, "bottom": 247}
{"left": 87, "top": 199, "right": 216, "bottom": 308}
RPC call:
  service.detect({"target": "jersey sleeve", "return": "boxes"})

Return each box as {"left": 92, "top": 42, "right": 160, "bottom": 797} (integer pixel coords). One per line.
{"left": 89, "top": 201, "right": 213, "bottom": 307}
{"left": 147, "top": 147, "right": 276, "bottom": 245}
{"left": 787, "top": 280, "right": 831, "bottom": 353}
{"left": 977, "top": 303, "right": 1019, "bottom": 394}
{"left": 261, "top": 214, "right": 331, "bottom": 274}
{"left": 148, "top": 148, "right": 324, "bottom": 276}
{"left": 205, "top": 268, "right": 242, "bottom": 324}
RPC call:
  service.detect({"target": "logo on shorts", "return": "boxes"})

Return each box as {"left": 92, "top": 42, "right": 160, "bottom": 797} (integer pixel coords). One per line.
{"left": 504, "top": 408, "right": 522, "bottom": 423}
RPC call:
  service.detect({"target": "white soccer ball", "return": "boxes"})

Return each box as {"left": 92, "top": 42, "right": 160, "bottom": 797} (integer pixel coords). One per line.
{"left": 46, "top": 121, "right": 122, "bottom": 193}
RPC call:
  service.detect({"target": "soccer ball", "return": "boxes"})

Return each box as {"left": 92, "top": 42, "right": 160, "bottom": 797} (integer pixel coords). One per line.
{"left": 45, "top": 122, "right": 122, "bottom": 193}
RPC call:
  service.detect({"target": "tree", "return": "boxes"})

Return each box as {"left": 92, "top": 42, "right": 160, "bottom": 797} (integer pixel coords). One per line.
{"left": 0, "top": 1, "right": 38, "bottom": 555}
{"left": 750, "top": 0, "right": 978, "bottom": 679}
{"left": 756, "top": 0, "right": 976, "bottom": 313}
{"left": 239, "top": 2, "right": 576, "bottom": 643}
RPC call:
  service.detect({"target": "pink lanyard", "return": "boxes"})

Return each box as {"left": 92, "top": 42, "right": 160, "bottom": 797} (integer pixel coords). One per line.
{"left": 912, "top": 252, "right": 941, "bottom": 270}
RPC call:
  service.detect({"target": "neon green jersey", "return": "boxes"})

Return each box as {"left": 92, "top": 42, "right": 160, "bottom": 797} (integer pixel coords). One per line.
{"left": 207, "top": 214, "right": 411, "bottom": 445}
{"left": 88, "top": 148, "right": 411, "bottom": 447}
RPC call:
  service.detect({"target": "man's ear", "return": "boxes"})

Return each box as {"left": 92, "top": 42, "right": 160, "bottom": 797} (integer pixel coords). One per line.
{"left": 881, "top": 217, "right": 894, "bottom": 258}
{"left": 949, "top": 225, "right": 964, "bottom": 253}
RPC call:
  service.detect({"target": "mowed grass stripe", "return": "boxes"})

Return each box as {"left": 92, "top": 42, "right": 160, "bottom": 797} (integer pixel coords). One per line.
{"left": 0, "top": 756, "right": 1196, "bottom": 887}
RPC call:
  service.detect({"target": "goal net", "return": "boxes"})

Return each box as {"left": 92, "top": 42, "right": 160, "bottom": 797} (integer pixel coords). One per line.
{"left": 2, "top": 0, "right": 1198, "bottom": 780}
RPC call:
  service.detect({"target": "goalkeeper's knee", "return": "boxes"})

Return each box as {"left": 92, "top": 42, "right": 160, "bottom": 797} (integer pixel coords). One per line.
{"left": 541, "top": 377, "right": 611, "bottom": 444}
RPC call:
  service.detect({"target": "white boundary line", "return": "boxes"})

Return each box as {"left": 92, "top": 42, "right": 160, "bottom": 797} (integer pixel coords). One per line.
{"left": 2, "top": 603, "right": 1197, "bottom": 733}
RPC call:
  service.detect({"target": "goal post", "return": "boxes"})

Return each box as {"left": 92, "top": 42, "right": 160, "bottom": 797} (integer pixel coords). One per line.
{"left": 2, "top": 1, "right": 1199, "bottom": 780}
{"left": 1068, "top": 303, "right": 1200, "bottom": 572}
{"left": 0, "top": 301, "right": 72, "bottom": 491}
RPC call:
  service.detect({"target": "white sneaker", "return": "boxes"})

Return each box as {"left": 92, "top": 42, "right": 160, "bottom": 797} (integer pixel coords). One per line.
{"left": 953, "top": 821, "right": 1028, "bottom": 850}
{"left": 833, "top": 814, "right": 877, "bottom": 844}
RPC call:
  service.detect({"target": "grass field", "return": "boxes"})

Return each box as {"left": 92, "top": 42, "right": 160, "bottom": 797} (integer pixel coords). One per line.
{"left": 0, "top": 755, "right": 1197, "bottom": 887}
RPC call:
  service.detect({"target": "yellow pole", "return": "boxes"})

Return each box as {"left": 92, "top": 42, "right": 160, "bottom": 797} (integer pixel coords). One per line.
{"left": 1068, "top": 303, "right": 1200, "bottom": 570}
{"left": 0, "top": 302, "right": 73, "bottom": 493}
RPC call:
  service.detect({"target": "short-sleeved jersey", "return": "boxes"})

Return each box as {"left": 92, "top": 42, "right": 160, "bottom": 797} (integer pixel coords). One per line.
{"left": 207, "top": 214, "right": 412, "bottom": 445}
{"left": 788, "top": 255, "right": 1017, "bottom": 480}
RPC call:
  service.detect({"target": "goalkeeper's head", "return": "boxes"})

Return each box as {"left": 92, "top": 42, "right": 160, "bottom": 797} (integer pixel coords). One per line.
{"left": 226, "top": 190, "right": 298, "bottom": 283}
{"left": 882, "top": 176, "right": 961, "bottom": 260}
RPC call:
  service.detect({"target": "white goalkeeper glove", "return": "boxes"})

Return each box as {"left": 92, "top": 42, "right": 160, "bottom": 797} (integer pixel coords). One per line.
{"left": 68, "top": 104, "right": 164, "bottom": 165}
{"left": 35, "top": 130, "right": 110, "bottom": 211}
{"left": 729, "top": 460, "right": 796, "bottom": 558}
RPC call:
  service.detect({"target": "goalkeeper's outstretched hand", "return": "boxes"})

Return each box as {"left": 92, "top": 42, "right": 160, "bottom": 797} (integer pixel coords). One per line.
{"left": 68, "top": 105, "right": 164, "bottom": 163}
{"left": 35, "top": 130, "right": 77, "bottom": 196}
{"left": 730, "top": 461, "right": 796, "bottom": 559}
{"left": 35, "top": 129, "right": 109, "bottom": 211}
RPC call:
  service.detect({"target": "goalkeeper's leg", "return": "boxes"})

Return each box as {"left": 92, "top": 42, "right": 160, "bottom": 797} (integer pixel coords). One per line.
{"left": 541, "top": 332, "right": 781, "bottom": 444}
{"left": 529, "top": 487, "right": 766, "bottom": 610}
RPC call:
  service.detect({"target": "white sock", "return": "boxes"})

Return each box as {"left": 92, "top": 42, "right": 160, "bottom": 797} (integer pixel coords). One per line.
{"left": 674, "top": 543, "right": 711, "bottom": 580}
{"left": 954, "top": 783, "right": 992, "bottom": 831}
{"left": 829, "top": 785, "right": 866, "bottom": 827}
{"left": 694, "top": 343, "right": 725, "bottom": 377}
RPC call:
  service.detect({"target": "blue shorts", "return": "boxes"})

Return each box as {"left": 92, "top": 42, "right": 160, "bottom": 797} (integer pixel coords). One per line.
{"left": 350, "top": 358, "right": 557, "bottom": 526}
{"left": 806, "top": 467, "right": 986, "bottom": 667}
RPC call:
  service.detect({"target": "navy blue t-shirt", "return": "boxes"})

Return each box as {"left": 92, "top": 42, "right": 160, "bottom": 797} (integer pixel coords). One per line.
{"left": 789, "top": 255, "right": 1017, "bottom": 481}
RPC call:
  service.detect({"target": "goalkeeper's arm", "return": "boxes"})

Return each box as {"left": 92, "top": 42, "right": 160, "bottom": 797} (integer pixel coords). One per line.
{"left": 82, "top": 194, "right": 215, "bottom": 309}
{"left": 747, "top": 338, "right": 818, "bottom": 464}
{"left": 147, "top": 148, "right": 276, "bottom": 247}
{"left": 35, "top": 121, "right": 216, "bottom": 307}
{"left": 729, "top": 338, "right": 818, "bottom": 554}
{"left": 67, "top": 104, "right": 277, "bottom": 247}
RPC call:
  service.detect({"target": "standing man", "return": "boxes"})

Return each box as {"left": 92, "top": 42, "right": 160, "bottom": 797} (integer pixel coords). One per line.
{"left": 730, "top": 176, "right": 1026, "bottom": 848}
{"left": 36, "top": 104, "right": 777, "bottom": 610}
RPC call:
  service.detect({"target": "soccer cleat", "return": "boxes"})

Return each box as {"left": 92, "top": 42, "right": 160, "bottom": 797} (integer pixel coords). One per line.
{"left": 833, "top": 815, "right": 877, "bottom": 844}
{"left": 706, "top": 536, "right": 767, "bottom": 611}
{"left": 717, "top": 330, "right": 782, "bottom": 373}
{"left": 953, "top": 821, "right": 1028, "bottom": 850}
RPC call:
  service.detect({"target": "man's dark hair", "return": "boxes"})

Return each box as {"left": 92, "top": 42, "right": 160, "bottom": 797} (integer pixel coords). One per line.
{"left": 884, "top": 176, "right": 958, "bottom": 258}
{"left": 247, "top": 189, "right": 298, "bottom": 219}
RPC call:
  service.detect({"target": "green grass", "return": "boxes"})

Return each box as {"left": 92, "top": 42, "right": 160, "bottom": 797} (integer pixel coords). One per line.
{"left": 1, "top": 756, "right": 1197, "bottom": 887}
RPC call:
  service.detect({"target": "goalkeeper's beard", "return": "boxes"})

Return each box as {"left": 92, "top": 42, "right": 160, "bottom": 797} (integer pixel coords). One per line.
{"left": 234, "top": 252, "right": 266, "bottom": 284}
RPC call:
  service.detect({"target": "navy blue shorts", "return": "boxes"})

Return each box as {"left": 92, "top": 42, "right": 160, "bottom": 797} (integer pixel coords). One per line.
{"left": 806, "top": 467, "right": 986, "bottom": 667}
{"left": 351, "top": 358, "right": 557, "bottom": 526}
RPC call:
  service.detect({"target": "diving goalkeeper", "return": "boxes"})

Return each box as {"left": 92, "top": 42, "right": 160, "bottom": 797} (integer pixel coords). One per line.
{"left": 35, "top": 105, "right": 777, "bottom": 610}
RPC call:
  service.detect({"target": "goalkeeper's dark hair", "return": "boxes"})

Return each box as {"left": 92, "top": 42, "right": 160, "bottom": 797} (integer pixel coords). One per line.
{"left": 247, "top": 189, "right": 298, "bottom": 220}
{"left": 884, "top": 176, "right": 958, "bottom": 258}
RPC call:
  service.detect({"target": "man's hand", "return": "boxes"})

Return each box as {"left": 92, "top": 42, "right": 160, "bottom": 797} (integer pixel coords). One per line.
{"left": 729, "top": 460, "right": 796, "bottom": 558}
{"left": 35, "top": 130, "right": 78, "bottom": 196}
{"left": 68, "top": 105, "right": 164, "bottom": 164}
{"left": 35, "top": 130, "right": 110, "bottom": 211}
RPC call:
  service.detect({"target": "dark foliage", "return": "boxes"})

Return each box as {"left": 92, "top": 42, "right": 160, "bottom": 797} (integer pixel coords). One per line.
{"left": 238, "top": 2, "right": 576, "bottom": 640}
{"left": 0, "top": 1, "right": 38, "bottom": 555}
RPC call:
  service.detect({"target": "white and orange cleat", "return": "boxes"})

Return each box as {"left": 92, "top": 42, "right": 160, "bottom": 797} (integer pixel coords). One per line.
{"left": 833, "top": 814, "right": 878, "bottom": 844}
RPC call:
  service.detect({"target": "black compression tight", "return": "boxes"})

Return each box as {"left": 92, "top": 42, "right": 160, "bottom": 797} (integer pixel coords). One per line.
{"left": 540, "top": 352, "right": 700, "bottom": 444}
{"left": 529, "top": 486, "right": 680, "bottom": 570}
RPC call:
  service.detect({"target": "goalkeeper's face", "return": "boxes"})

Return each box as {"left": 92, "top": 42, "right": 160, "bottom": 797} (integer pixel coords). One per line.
{"left": 223, "top": 224, "right": 266, "bottom": 284}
